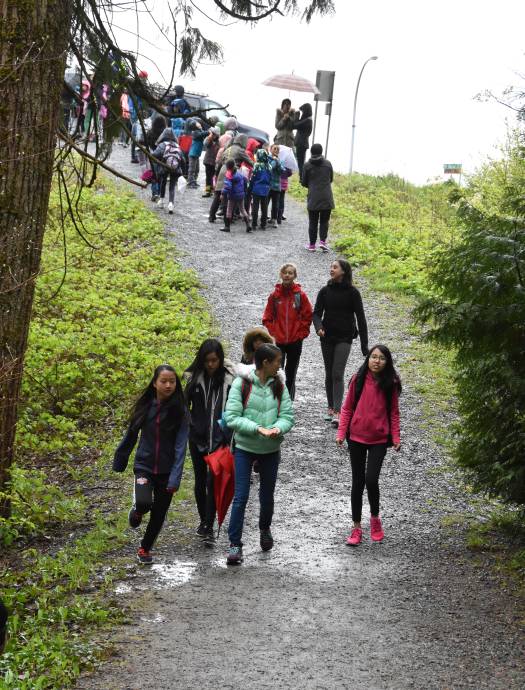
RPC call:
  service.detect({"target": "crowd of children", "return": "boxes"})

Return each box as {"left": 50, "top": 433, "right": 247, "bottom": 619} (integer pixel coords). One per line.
{"left": 113, "top": 261, "right": 402, "bottom": 566}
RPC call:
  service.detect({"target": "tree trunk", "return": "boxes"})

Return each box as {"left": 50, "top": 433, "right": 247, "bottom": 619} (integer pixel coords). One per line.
{"left": 0, "top": 0, "right": 73, "bottom": 516}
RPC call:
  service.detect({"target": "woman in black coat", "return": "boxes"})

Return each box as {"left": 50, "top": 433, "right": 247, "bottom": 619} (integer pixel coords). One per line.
{"left": 301, "top": 143, "right": 335, "bottom": 251}
{"left": 293, "top": 103, "right": 313, "bottom": 178}
{"left": 313, "top": 259, "right": 369, "bottom": 428}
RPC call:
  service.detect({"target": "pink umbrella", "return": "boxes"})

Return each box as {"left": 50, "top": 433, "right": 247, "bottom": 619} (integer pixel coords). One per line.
{"left": 262, "top": 73, "right": 320, "bottom": 95}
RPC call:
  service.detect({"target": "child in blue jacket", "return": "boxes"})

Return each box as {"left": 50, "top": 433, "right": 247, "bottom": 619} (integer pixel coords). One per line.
{"left": 113, "top": 364, "right": 189, "bottom": 563}
{"left": 220, "top": 159, "right": 251, "bottom": 233}
{"left": 188, "top": 121, "right": 208, "bottom": 188}
{"left": 269, "top": 144, "right": 284, "bottom": 228}
{"left": 248, "top": 148, "right": 272, "bottom": 230}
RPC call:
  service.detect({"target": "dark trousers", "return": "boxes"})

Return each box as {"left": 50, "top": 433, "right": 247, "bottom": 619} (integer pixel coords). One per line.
{"left": 348, "top": 441, "right": 387, "bottom": 522}
{"left": 209, "top": 190, "right": 227, "bottom": 220}
{"left": 189, "top": 441, "right": 216, "bottom": 528}
{"left": 320, "top": 340, "right": 352, "bottom": 411}
{"left": 228, "top": 449, "right": 279, "bottom": 545}
{"left": 269, "top": 189, "right": 280, "bottom": 220}
{"left": 204, "top": 163, "right": 215, "bottom": 189}
{"left": 277, "top": 190, "right": 286, "bottom": 223}
{"left": 296, "top": 146, "right": 307, "bottom": 179}
{"left": 277, "top": 340, "right": 303, "bottom": 401}
{"left": 308, "top": 209, "right": 332, "bottom": 244}
{"left": 251, "top": 194, "right": 269, "bottom": 228}
{"left": 160, "top": 173, "right": 177, "bottom": 203}
{"left": 133, "top": 472, "right": 173, "bottom": 551}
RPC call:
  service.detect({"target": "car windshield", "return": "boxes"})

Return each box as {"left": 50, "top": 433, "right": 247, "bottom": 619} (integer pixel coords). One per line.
{"left": 204, "top": 99, "right": 231, "bottom": 122}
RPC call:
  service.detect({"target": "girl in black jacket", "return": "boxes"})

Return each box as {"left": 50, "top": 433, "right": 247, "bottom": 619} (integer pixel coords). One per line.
{"left": 313, "top": 259, "right": 369, "bottom": 428}
{"left": 113, "top": 364, "right": 189, "bottom": 564}
{"left": 184, "top": 340, "right": 235, "bottom": 543}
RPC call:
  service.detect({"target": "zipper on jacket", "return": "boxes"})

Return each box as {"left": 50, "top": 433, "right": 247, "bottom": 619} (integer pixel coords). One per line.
{"left": 154, "top": 400, "right": 161, "bottom": 474}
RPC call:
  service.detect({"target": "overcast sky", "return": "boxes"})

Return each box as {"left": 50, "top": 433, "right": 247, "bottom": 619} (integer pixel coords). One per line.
{"left": 113, "top": 0, "right": 525, "bottom": 184}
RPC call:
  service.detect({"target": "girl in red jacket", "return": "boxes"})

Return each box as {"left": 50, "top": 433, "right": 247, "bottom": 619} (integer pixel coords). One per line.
{"left": 336, "top": 344, "right": 401, "bottom": 546}
{"left": 262, "top": 263, "right": 313, "bottom": 400}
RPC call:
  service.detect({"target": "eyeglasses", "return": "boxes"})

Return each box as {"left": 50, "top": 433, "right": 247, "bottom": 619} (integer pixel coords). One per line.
{"left": 370, "top": 355, "right": 387, "bottom": 362}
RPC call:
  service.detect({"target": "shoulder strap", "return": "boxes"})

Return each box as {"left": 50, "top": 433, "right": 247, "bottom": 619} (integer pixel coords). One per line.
{"left": 294, "top": 292, "right": 301, "bottom": 310}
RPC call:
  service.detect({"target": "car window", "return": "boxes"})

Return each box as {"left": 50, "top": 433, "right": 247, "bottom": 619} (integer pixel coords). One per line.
{"left": 204, "top": 99, "right": 231, "bottom": 121}
{"left": 185, "top": 96, "right": 201, "bottom": 112}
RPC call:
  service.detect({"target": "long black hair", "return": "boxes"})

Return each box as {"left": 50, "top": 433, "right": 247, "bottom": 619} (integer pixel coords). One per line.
{"left": 184, "top": 339, "right": 226, "bottom": 401}
{"left": 354, "top": 344, "right": 402, "bottom": 404}
{"left": 254, "top": 343, "right": 283, "bottom": 401}
{"left": 329, "top": 258, "right": 353, "bottom": 287}
{"left": 130, "top": 364, "right": 186, "bottom": 430}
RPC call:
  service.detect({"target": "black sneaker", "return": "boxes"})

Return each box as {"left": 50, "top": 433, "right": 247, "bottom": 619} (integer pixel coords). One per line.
{"left": 260, "top": 529, "right": 274, "bottom": 552}
{"left": 203, "top": 528, "right": 216, "bottom": 546}
{"left": 196, "top": 522, "right": 208, "bottom": 538}
{"left": 128, "top": 507, "right": 143, "bottom": 529}
{"left": 226, "top": 544, "right": 243, "bottom": 565}
{"left": 137, "top": 547, "right": 153, "bottom": 564}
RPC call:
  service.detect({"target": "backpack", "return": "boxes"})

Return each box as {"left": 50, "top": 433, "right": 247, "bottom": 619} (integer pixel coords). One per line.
{"left": 163, "top": 142, "right": 183, "bottom": 174}
{"left": 241, "top": 379, "right": 283, "bottom": 414}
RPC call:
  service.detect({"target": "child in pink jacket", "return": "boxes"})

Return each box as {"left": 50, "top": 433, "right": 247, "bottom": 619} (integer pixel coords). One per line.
{"left": 336, "top": 344, "right": 401, "bottom": 546}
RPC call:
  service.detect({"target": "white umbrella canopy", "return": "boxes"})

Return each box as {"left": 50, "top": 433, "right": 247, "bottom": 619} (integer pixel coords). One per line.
{"left": 276, "top": 144, "right": 298, "bottom": 173}
{"left": 262, "top": 73, "right": 320, "bottom": 95}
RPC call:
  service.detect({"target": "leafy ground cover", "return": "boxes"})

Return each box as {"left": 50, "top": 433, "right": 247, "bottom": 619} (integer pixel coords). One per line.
{"left": 0, "top": 173, "right": 212, "bottom": 688}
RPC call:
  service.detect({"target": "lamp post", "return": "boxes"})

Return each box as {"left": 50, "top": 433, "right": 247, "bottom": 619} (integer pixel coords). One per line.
{"left": 349, "top": 56, "right": 378, "bottom": 175}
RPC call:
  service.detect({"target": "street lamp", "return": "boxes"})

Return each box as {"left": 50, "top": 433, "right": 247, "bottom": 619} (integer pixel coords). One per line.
{"left": 349, "top": 56, "right": 378, "bottom": 175}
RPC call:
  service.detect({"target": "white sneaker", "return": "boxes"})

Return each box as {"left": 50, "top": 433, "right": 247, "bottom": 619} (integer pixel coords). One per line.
{"left": 167, "top": 202, "right": 174, "bottom": 214}
{"left": 157, "top": 198, "right": 165, "bottom": 209}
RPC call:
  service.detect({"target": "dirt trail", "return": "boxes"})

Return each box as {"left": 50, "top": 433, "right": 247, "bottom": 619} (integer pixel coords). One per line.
{"left": 77, "top": 148, "right": 524, "bottom": 690}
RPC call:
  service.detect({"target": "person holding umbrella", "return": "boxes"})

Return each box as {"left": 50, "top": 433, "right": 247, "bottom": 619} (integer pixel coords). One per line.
{"left": 224, "top": 344, "right": 294, "bottom": 565}
{"left": 184, "top": 339, "right": 235, "bottom": 544}
{"left": 274, "top": 98, "right": 298, "bottom": 148}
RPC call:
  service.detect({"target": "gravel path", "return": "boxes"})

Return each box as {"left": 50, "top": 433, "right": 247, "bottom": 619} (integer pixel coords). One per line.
{"left": 77, "top": 148, "right": 524, "bottom": 690}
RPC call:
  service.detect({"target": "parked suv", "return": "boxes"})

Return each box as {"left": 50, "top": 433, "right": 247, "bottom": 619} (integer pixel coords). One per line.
{"left": 182, "top": 92, "right": 269, "bottom": 144}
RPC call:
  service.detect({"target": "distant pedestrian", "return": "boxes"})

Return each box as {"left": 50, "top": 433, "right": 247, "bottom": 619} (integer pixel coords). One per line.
{"left": 187, "top": 120, "right": 207, "bottom": 188}
{"left": 262, "top": 263, "right": 313, "bottom": 400}
{"left": 301, "top": 143, "right": 335, "bottom": 252}
{"left": 274, "top": 98, "right": 298, "bottom": 148}
{"left": 170, "top": 84, "right": 191, "bottom": 116}
{"left": 313, "top": 259, "right": 368, "bottom": 428}
{"left": 220, "top": 159, "right": 251, "bottom": 233}
{"left": 292, "top": 102, "right": 313, "bottom": 178}
{"left": 113, "top": 365, "right": 189, "bottom": 564}
{"left": 209, "top": 132, "right": 252, "bottom": 223}
{"left": 336, "top": 345, "right": 401, "bottom": 546}
{"left": 248, "top": 149, "right": 272, "bottom": 230}
{"left": 202, "top": 127, "right": 220, "bottom": 197}
{"left": 224, "top": 344, "right": 295, "bottom": 565}
{"left": 151, "top": 128, "right": 186, "bottom": 214}
{"left": 184, "top": 339, "right": 235, "bottom": 544}
{"left": 268, "top": 144, "right": 284, "bottom": 229}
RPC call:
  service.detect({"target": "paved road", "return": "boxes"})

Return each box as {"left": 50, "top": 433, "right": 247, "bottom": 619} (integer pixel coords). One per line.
{"left": 77, "top": 148, "right": 524, "bottom": 690}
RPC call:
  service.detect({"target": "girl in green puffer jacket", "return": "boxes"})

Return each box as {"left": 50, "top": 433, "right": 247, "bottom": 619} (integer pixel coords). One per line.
{"left": 224, "top": 344, "right": 295, "bottom": 565}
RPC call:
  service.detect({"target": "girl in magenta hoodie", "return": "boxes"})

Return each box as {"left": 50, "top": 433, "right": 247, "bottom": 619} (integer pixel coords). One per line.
{"left": 336, "top": 344, "right": 401, "bottom": 546}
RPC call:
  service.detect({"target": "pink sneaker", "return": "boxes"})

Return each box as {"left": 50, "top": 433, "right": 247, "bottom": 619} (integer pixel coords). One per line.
{"left": 305, "top": 243, "right": 316, "bottom": 252}
{"left": 370, "top": 516, "right": 384, "bottom": 542}
{"left": 346, "top": 527, "right": 362, "bottom": 546}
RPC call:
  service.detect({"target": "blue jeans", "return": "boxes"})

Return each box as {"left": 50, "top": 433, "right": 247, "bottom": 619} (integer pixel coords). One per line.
{"left": 228, "top": 449, "right": 279, "bottom": 545}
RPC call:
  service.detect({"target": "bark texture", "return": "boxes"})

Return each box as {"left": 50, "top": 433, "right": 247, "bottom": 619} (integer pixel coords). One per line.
{"left": 0, "top": 0, "right": 73, "bottom": 515}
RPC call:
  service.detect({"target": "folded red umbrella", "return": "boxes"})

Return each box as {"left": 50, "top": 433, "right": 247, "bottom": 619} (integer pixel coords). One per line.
{"left": 204, "top": 445, "right": 235, "bottom": 528}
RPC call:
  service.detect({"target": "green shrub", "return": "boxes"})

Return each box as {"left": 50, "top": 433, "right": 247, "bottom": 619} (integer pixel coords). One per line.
{"left": 416, "top": 135, "right": 525, "bottom": 504}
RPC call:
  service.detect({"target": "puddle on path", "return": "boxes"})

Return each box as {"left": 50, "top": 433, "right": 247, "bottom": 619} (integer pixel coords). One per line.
{"left": 150, "top": 561, "right": 198, "bottom": 586}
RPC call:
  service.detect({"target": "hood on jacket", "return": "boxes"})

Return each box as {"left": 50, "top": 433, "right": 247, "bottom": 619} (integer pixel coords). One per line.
{"left": 224, "top": 116, "right": 238, "bottom": 131}
{"left": 299, "top": 103, "right": 312, "bottom": 117}
{"left": 247, "top": 138, "right": 261, "bottom": 157}
{"left": 309, "top": 154, "right": 325, "bottom": 166}
{"left": 232, "top": 133, "right": 248, "bottom": 148}
{"left": 242, "top": 326, "right": 274, "bottom": 361}
{"left": 156, "top": 127, "right": 178, "bottom": 145}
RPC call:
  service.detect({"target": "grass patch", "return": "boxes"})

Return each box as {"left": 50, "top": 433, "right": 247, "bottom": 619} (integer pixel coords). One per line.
{"left": 0, "top": 170, "right": 213, "bottom": 687}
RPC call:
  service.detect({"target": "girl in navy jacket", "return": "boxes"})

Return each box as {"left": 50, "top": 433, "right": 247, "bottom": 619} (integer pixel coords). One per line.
{"left": 113, "top": 364, "right": 189, "bottom": 563}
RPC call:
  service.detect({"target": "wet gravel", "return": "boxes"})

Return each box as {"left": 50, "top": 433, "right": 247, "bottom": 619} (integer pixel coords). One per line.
{"left": 76, "top": 147, "right": 524, "bottom": 690}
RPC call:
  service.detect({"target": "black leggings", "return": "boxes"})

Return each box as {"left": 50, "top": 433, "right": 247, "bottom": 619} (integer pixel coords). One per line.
{"left": 320, "top": 340, "right": 352, "bottom": 411}
{"left": 204, "top": 163, "right": 215, "bottom": 189}
{"left": 348, "top": 441, "right": 387, "bottom": 522}
{"left": 308, "top": 209, "right": 331, "bottom": 244}
{"left": 277, "top": 340, "right": 303, "bottom": 401}
{"left": 277, "top": 190, "right": 286, "bottom": 222}
{"left": 269, "top": 189, "right": 280, "bottom": 220}
{"left": 189, "top": 441, "right": 216, "bottom": 528}
{"left": 133, "top": 472, "right": 173, "bottom": 551}
{"left": 209, "top": 190, "right": 227, "bottom": 221}
{"left": 160, "top": 173, "right": 177, "bottom": 203}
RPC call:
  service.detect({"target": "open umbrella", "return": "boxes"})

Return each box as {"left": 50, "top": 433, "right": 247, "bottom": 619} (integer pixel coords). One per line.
{"left": 204, "top": 445, "right": 235, "bottom": 529}
{"left": 263, "top": 73, "right": 320, "bottom": 95}
{"left": 277, "top": 144, "right": 298, "bottom": 173}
